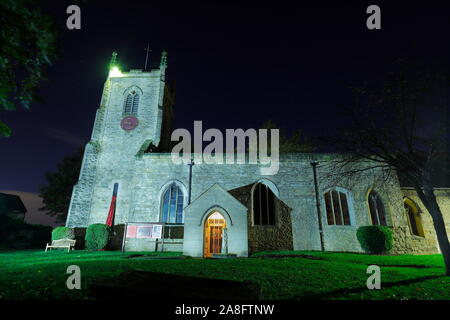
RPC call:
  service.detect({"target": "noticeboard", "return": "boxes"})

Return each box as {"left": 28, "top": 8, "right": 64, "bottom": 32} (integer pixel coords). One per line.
{"left": 125, "top": 223, "right": 163, "bottom": 239}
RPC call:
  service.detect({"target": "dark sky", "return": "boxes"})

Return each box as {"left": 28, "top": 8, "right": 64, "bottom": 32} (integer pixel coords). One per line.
{"left": 1, "top": 0, "right": 449, "bottom": 193}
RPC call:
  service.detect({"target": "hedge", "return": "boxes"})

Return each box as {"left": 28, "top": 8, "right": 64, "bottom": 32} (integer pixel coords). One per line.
{"left": 0, "top": 217, "right": 52, "bottom": 250}
{"left": 85, "top": 224, "right": 111, "bottom": 250}
{"left": 356, "top": 225, "right": 393, "bottom": 254}
{"left": 51, "top": 226, "right": 74, "bottom": 241}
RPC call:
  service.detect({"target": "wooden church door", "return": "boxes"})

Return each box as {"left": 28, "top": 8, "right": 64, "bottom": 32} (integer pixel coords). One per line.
{"left": 203, "top": 211, "right": 226, "bottom": 258}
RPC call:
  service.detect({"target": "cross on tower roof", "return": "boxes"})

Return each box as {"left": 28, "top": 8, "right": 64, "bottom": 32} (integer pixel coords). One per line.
{"left": 144, "top": 43, "right": 152, "bottom": 71}
{"left": 110, "top": 51, "right": 118, "bottom": 67}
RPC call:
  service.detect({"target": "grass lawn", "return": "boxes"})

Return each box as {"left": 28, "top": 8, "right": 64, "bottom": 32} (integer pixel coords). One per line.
{"left": 0, "top": 250, "right": 448, "bottom": 300}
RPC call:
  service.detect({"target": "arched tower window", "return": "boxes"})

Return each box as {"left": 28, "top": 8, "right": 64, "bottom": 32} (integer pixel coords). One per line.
{"left": 123, "top": 90, "right": 140, "bottom": 116}
{"left": 324, "top": 188, "right": 352, "bottom": 225}
{"left": 404, "top": 198, "right": 425, "bottom": 237}
{"left": 368, "top": 190, "right": 387, "bottom": 226}
{"left": 161, "top": 183, "right": 184, "bottom": 223}
{"left": 252, "top": 183, "right": 276, "bottom": 225}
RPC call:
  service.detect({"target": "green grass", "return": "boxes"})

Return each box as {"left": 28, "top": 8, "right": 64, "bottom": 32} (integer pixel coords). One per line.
{"left": 0, "top": 250, "right": 448, "bottom": 300}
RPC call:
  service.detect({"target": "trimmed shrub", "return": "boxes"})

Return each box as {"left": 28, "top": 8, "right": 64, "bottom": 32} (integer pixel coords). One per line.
{"left": 85, "top": 224, "right": 111, "bottom": 250}
{"left": 357, "top": 225, "right": 393, "bottom": 254}
{"left": 51, "top": 226, "right": 74, "bottom": 241}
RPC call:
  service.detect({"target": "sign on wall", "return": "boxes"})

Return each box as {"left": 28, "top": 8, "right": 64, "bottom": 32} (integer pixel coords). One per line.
{"left": 125, "top": 223, "right": 163, "bottom": 239}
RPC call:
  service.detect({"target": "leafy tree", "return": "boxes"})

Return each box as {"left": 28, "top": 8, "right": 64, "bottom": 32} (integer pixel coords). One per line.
{"left": 323, "top": 59, "right": 450, "bottom": 275}
{"left": 39, "top": 149, "right": 83, "bottom": 223}
{"left": 0, "top": 0, "right": 58, "bottom": 137}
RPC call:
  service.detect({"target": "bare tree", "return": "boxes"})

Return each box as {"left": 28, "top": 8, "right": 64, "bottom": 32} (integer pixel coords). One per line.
{"left": 259, "top": 119, "right": 317, "bottom": 153}
{"left": 322, "top": 59, "right": 450, "bottom": 275}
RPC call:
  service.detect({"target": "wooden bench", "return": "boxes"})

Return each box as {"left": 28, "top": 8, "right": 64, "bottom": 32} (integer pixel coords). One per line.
{"left": 45, "top": 239, "right": 76, "bottom": 252}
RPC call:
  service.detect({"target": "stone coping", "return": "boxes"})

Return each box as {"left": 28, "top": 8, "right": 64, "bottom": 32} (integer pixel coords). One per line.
{"left": 140, "top": 152, "right": 356, "bottom": 162}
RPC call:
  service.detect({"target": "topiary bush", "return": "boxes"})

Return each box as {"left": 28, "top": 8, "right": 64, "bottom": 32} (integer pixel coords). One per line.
{"left": 356, "top": 225, "right": 393, "bottom": 254}
{"left": 85, "top": 223, "right": 111, "bottom": 250}
{"left": 51, "top": 226, "right": 74, "bottom": 241}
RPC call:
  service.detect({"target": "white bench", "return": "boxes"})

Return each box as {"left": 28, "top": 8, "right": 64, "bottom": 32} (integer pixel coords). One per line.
{"left": 45, "top": 239, "right": 76, "bottom": 252}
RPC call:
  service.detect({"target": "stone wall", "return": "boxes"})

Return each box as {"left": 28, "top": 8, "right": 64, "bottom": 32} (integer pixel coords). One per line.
{"left": 391, "top": 188, "right": 450, "bottom": 254}
{"left": 66, "top": 142, "right": 100, "bottom": 228}
{"left": 66, "top": 79, "right": 109, "bottom": 228}
{"left": 65, "top": 65, "right": 450, "bottom": 255}
{"left": 228, "top": 184, "right": 293, "bottom": 255}
{"left": 69, "top": 137, "right": 450, "bottom": 255}
{"left": 123, "top": 238, "right": 182, "bottom": 252}
{"left": 183, "top": 184, "right": 248, "bottom": 257}
{"left": 128, "top": 153, "right": 326, "bottom": 252}
{"left": 69, "top": 149, "right": 426, "bottom": 254}
{"left": 121, "top": 224, "right": 184, "bottom": 252}
{"left": 66, "top": 68, "right": 166, "bottom": 228}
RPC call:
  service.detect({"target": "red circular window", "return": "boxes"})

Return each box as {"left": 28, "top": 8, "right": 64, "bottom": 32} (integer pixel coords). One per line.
{"left": 120, "top": 116, "right": 139, "bottom": 131}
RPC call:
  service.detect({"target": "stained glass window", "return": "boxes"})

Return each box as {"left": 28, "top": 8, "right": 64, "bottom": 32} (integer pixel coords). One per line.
{"left": 161, "top": 183, "right": 184, "bottom": 223}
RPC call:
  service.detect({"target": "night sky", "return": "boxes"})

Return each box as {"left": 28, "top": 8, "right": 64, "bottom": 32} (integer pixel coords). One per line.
{"left": 1, "top": 1, "right": 449, "bottom": 197}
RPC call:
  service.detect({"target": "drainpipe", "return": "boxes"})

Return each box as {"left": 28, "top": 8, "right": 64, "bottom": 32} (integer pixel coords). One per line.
{"left": 311, "top": 161, "right": 325, "bottom": 251}
{"left": 187, "top": 158, "right": 195, "bottom": 205}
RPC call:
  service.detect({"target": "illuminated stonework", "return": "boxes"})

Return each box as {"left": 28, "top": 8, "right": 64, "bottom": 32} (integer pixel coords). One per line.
{"left": 66, "top": 52, "right": 450, "bottom": 257}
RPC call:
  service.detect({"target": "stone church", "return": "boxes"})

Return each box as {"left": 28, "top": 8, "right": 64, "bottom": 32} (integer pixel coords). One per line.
{"left": 66, "top": 52, "right": 450, "bottom": 257}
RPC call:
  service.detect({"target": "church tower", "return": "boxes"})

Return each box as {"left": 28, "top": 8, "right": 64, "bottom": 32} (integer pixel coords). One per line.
{"left": 66, "top": 51, "right": 168, "bottom": 227}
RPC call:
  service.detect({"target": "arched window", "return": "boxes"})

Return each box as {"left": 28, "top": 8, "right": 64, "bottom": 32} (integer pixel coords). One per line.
{"left": 161, "top": 183, "right": 184, "bottom": 223}
{"left": 253, "top": 183, "right": 276, "bottom": 225}
{"left": 368, "top": 190, "right": 387, "bottom": 226}
{"left": 123, "top": 90, "right": 140, "bottom": 115}
{"left": 404, "top": 198, "right": 424, "bottom": 237}
{"left": 324, "top": 188, "right": 352, "bottom": 225}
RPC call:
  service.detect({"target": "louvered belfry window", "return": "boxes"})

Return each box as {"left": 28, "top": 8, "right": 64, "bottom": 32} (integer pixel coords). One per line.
{"left": 123, "top": 90, "right": 139, "bottom": 116}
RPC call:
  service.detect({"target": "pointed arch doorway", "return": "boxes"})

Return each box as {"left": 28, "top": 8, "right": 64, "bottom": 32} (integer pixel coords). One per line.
{"left": 203, "top": 211, "right": 226, "bottom": 258}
